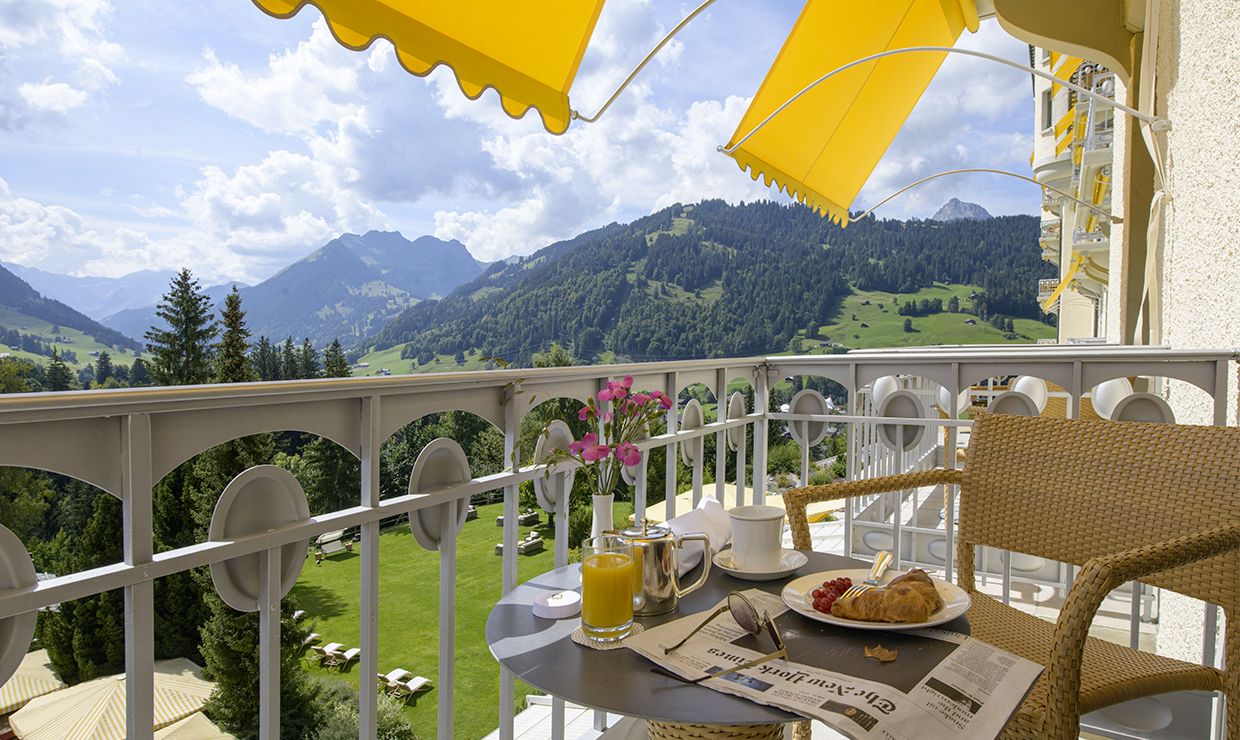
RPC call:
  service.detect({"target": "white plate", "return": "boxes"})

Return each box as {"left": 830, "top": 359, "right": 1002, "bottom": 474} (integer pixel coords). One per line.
{"left": 781, "top": 569, "right": 971, "bottom": 631}
{"left": 712, "top": 548, "right": 808, "bottom": 581}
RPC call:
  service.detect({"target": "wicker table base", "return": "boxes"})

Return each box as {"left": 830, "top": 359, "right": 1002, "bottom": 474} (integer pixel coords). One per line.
{"left": 645, "top": 720, "right": 784, "bottom": 739}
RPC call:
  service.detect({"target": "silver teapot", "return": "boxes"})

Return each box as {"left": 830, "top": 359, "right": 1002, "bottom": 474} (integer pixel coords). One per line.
{"left": 615, "top": 519, "right": 710, "bottom": 616}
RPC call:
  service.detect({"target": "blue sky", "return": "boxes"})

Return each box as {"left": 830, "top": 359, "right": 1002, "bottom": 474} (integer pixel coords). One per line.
{"left": 0, "top": 1, "right": 1036, "bottom": 283}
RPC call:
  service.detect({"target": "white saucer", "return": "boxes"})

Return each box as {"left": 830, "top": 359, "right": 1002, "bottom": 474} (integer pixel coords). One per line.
{"left": 712, "top": 548, "right": 808, "bottom": 581}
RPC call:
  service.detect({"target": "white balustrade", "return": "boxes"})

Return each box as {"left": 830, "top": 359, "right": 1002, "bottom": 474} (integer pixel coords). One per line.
{"left": 0, "top": 347, "right": 1232, "bottom": 739}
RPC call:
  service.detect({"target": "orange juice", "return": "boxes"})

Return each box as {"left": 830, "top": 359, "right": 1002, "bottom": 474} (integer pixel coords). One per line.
{"left": 582, "top": 551, "right": 634, "bottom": 640}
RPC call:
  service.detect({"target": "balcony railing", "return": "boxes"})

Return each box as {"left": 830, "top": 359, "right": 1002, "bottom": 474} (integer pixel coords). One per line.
{"left": 0, "top": 346, "right": 1233, "bottom": 739}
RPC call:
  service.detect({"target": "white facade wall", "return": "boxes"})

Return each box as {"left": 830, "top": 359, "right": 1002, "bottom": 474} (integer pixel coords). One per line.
{"left": 1116, "top": 0, "right": 1240, "bottom": 666}
{"left": 1155, "top": 0, "right": 1240, "bottom": 428}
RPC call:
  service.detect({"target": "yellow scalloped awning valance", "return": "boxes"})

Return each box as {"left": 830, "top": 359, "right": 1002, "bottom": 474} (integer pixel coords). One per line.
{"left": 251, "top": 0, "right": 605, "bottom": 135}
{"left": 724, "top": 0, "right": 979, "bottom": 225}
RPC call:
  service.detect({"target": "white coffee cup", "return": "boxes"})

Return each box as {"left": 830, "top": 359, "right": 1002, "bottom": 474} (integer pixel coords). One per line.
{"left": 728, "top": 505, "right": 785, "bottom": 572}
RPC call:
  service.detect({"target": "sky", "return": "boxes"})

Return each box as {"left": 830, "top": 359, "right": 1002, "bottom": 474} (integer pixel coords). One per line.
{"left": 0, "top": 1, "right": 1037, "bottom": 284}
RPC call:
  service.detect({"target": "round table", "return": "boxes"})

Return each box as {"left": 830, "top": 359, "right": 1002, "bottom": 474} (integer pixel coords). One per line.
{"left": 486, "top": 551, "right": 970, "bottom": 739}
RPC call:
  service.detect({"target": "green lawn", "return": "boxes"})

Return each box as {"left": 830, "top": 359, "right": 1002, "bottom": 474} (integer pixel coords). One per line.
{"left": 811, "top": 283, "right": 1054, "bottom": 350}
{"left": 0, "top": 306, "right": 139, "bottom": 369}
{"left": 290, "top": 499, "right": 631, "bottom": 739}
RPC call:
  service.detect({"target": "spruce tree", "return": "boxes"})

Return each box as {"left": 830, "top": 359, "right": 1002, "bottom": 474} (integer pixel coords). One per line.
{"left": 252, "top": 337, "right": 279, "bottom": 381}
{"left": 280, "top": 338, "right": 298, "bottom": 380}
{"left": 297, "top": 339, "right": 320, "bottom": 379}
{"left": 213, "top": 289, "right": 252, "bottom": 384}
{"left": 145, "top": 269, "right": 218, "bottom": 386}
{"left": 322, "top": 339, "right": 350, "bottom": 378}
{"left": 130, "top": 357, "right": 153, "bottom": 386}
{"left": 94, "top": 350, "right": 113, "bottom": 384}
{"left": 44, "top": 348, "right": 75, "bottom": 391}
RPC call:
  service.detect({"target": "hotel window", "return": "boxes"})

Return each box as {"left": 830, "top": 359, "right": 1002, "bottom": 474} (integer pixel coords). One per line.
{"left": 1041, "top": 89, "right": 1054, "bottom": 131}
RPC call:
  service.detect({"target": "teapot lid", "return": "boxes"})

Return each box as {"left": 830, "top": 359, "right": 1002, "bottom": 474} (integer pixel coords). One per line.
{"left": 618, "top": 518, "right": 671, "bottom": 541}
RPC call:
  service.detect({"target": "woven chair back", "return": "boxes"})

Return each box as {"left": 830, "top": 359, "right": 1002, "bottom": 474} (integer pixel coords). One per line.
{"left": 958, "top": 412, "right": 1240, "bottom": 610}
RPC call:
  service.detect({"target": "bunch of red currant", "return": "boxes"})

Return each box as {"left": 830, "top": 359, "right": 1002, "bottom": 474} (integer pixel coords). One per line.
{"left": 810, "top": 577, "right": 853, "bottom": 614}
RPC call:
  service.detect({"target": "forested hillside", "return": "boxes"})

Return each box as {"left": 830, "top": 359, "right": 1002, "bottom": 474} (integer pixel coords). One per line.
{"left": 371, "top": 200, "right": 1051, "bottom": 365}
{"left": 0, "top": 263, "right": 142, "bottom": 352}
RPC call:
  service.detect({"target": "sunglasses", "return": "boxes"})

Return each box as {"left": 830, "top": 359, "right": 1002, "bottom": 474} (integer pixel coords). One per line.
{"left": 654, "top": 592, "right": 788, "bottom": 685}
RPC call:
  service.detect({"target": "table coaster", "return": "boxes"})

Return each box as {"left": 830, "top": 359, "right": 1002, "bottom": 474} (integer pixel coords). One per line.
{"left": 571, "top": 622, "right": 644, "bottom": 651}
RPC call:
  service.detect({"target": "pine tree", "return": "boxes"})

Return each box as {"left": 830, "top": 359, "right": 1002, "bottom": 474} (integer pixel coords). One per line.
{"left": 280, "top": 338, "right": 298, "bottom": 380}
{"left": 145, "top": 269, "right": 218, "bottom": 386}
{"left": 213, "top": 289, "right": 254, "bottom": 384}
{"left": 130, "top": 357, "right": 153, "bottom": 386}
{"left": 38, "top": 491, "right": 125, "bottom": 683}
{"left": 94, "top": 351, "right": 114, "bottom": 384}
{"left": 322, "top": 339, "right": 350, "bottom": 378}
{"left": 948, "top": 294, "right": 961, "bottom": 313}
{"left": 44, "top": 348, "right": 76, "bottom": 391}
{"left": 199, "top": 598, "right": 322, "bottom": 740}
{"left": 252, "top": 337, "right": 279, "bottom": 381}
{"left": 297, "top": 339, "right": 320, "bottom": 379}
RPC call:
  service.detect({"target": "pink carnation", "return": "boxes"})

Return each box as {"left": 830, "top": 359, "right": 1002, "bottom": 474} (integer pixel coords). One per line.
{"left": 622, "top": 375, "right": 634, "bottom": 388}
{"left": 598, "top": 388, "right": 613, "bottom": 401}
{"left": 613, "top": 442, "right": 641, "bottom": 467}
{"left": 578, "top": 406, "right": 591, "bottom": 421}
{"left": 582, "top": 444, "right": 611, "bottom": 462}
{"left": 581, "top": 432, "right": 598, "bottom": 447}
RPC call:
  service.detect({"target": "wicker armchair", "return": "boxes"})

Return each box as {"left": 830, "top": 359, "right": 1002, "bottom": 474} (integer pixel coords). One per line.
{"left": 785, "top": 412, "right": 1240, "bottom": 740}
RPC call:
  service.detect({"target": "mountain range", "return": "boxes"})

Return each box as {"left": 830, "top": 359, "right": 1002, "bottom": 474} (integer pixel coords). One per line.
{"left": 371, "top": 199, "right": 1049, "bottom": 366}
{"left": 86, "top": 231, "right": 483, "bottom": 345}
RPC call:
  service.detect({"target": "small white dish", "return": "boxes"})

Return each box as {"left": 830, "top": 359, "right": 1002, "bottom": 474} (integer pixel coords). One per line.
{"left": 781, "top": 568, "right": 970, "bottom": 631}
{"left": 712, "top": 547, "right": 808, "bottom": 581}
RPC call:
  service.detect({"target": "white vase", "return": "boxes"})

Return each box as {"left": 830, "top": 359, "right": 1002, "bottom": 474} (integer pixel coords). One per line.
{"left": 590, "top": 493, "right": 614, "bottom": 540}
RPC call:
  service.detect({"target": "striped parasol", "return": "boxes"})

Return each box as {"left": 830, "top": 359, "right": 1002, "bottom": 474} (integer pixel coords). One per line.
{"left": 9, "top": 658, "right": 213, "bottom": 739}
{"left": 154, "top": 712, "right": 234, "bottom": 739}
{"left": 0, "top": 650, "right": 66, "bottom": 715}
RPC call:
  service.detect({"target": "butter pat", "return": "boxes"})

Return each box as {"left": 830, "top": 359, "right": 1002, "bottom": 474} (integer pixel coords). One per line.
{"left": 533, "top": 590, "right": 582, "bottom": 619}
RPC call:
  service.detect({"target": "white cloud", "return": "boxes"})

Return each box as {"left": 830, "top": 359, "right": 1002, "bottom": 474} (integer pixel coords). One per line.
{"left": 186, "top": 22, "right": 362, "bottom": 136}
{"left": 0, "top": 179, "right": 160, "bottom": 276}
{"left": 0, "top": 0, "right": 123, "bottom": 124}
{"left": 177, "top": 149, "right": 387, "bottom": 276}
{"left": 17, "top": 81, "right": 88, "bottom": 113}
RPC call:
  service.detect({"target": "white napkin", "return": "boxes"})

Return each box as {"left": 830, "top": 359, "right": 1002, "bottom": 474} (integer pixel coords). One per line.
{"left": 666, "top": 495, "right": 732, "bottom": 576}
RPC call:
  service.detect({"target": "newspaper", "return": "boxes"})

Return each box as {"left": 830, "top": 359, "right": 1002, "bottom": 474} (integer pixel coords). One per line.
{"left": 625, "top": 589, "right": 1042, "bottom": 740}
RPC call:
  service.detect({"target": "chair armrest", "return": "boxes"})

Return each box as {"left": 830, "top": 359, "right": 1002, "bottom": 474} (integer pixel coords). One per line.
{"left": 1044, "top": 522, "right": 1240, "bottom": 739}
{"left": 783, "top": 469, "right": 962, "bottom": 550}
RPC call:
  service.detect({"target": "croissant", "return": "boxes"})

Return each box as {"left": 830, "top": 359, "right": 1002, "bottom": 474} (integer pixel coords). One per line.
{"left": 830, "top": 569, "right": 944, "bottom": 623}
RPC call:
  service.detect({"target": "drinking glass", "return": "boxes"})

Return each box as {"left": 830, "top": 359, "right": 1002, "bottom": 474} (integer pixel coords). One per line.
{"left": 581, "top": 534, "right": 635, "bottom": 642}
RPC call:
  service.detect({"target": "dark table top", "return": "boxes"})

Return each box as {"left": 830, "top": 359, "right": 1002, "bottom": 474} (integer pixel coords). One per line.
{"left": 486, "top": 551, "right": 970, "bottom": 726}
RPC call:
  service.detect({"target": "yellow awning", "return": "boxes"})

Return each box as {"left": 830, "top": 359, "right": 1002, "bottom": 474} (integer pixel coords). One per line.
{"left": 1051, "top": 55, "right": 1082, "bottom": 96}
{"left": 724, "top": 0, "right": 979, "bottom": 225}
{"left": 1042, "top": 254, "right": 1086, "bottom": 311}
{"left": 250, "top": 0, "right": 605, "bottom": 135}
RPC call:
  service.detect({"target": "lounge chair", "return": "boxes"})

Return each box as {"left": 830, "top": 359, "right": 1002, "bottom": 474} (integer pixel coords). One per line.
{"left": 379, "top": 670, "right": 432, "bottom": 698}
{"left": 292, "top": 609, "right": 306, "bottom": 620}
{"left": 315, "top": 642, "right": 344, "bottom": 666}
{"left": 301, "top": 632, "right": 320, "bottom": 647}
{"left": 329, "top": 647, "right": 360, "bottom": 668}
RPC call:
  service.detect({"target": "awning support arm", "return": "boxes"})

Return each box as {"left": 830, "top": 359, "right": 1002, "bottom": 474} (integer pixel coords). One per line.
{"left": 570, "top": 0, "right": 718, "bottom": 124}
{"left": 719, "top": 45, "right": 1171, "bottom": 155}
{"left": 851, "top": 168, "right": 1121, "bottom": 224}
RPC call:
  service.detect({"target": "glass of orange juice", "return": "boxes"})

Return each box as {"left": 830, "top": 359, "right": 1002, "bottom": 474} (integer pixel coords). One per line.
{"left": 581, "top": 535, "right": 635, "bottom": 642}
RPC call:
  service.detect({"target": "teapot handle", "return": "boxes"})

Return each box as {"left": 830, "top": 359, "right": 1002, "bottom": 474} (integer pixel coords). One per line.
{"left": 672, "top": 533, "right": 711, "bottom": 598}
